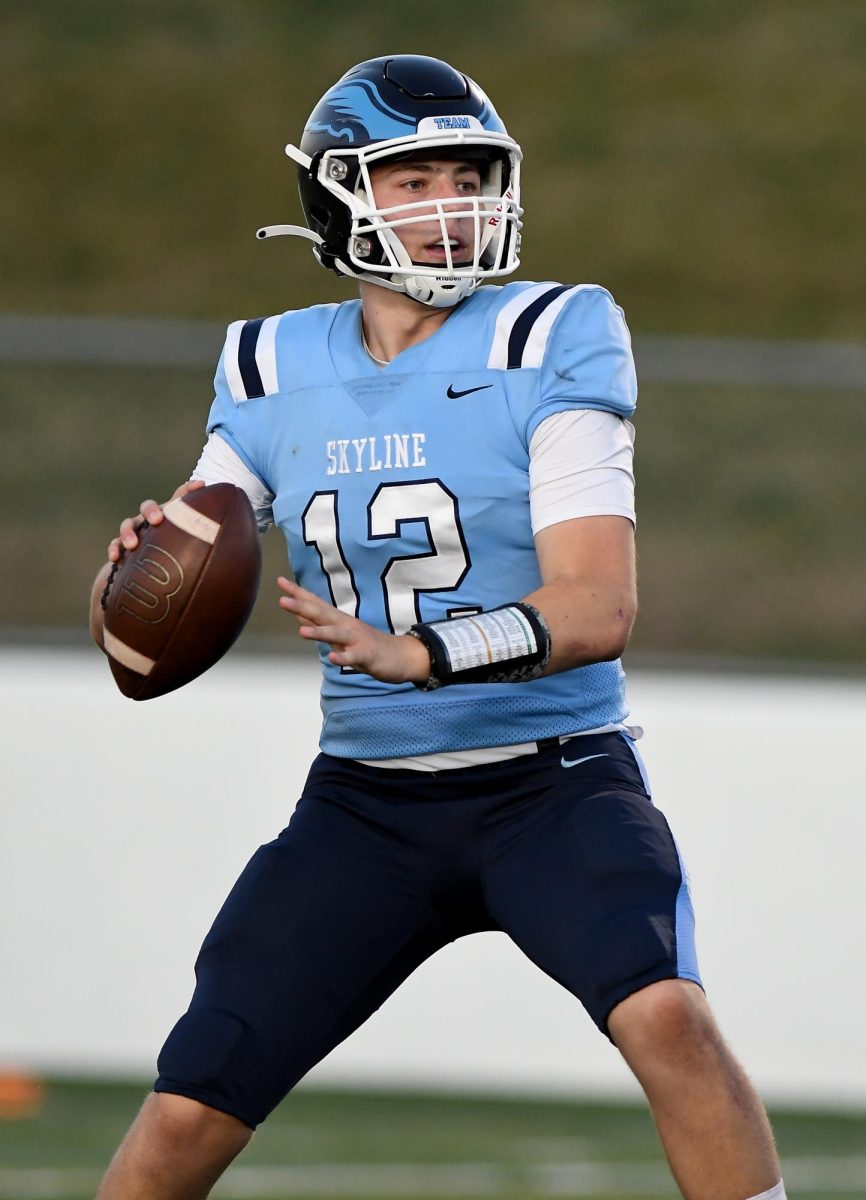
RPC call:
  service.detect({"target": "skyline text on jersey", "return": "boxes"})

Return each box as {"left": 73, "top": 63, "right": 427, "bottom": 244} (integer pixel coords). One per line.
{"left": 326, "top": 433, "right": 427, "bottom": 475}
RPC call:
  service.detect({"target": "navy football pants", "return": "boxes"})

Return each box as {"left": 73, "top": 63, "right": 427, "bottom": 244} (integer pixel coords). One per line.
{"left": 155, "top": 732, "right": 700, "bottom": 1128}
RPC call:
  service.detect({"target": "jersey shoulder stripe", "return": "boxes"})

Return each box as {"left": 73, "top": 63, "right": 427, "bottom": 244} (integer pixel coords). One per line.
{"left": 223, "top": 314, "right": 281, "bottom": 402}
{"left": 486, "top": 282, "right": 607, "bottom": 371}
{"left": 506, "top": 284, "right": 572, "bottom": 368}
{"left": 238, "top": 317, "right": 266, "bottom": 398}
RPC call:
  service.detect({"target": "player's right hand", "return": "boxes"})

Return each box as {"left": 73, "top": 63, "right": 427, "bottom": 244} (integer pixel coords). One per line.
{"left": 107, "top": 479, "right": 206, "bottom": 562}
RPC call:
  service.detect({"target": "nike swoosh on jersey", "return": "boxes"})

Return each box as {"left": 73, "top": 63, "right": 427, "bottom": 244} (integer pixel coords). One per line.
{"left": 560, "top": 752, "right": 610, "bottom": 769}
{"left": 446, "top": 384, "right": 494, "bottom": 399}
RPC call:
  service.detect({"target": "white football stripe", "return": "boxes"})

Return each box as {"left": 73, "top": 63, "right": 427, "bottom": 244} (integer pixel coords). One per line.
{"left": 255, "top": 314, "right": 280, "bottom": 395}
{"left": 162, "top": 497, "right": 220, "bottom": 544}
{"left": 222, "top": 319, "right": 247, "bottom": 402}
{"left": 103, "top": 630, "right": 155, "bottom": 676}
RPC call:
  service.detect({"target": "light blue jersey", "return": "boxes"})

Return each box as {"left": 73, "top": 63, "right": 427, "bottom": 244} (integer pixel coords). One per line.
{"left": 207, "top": 281, "right": 637, "bottom": 759}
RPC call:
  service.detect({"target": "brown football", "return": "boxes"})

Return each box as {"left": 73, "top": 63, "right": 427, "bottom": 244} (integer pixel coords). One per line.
{"left": 102, "top": 483, "right": 261, "bottom": 700}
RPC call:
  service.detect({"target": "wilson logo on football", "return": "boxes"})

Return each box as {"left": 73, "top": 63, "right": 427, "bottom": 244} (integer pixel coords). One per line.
{"left": 117, "top": 546, "right": 184, "bottom": 625}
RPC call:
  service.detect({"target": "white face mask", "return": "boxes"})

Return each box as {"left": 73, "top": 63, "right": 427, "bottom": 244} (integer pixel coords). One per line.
{"left": 260, "top": 127, "right": 524, "bottom": 309}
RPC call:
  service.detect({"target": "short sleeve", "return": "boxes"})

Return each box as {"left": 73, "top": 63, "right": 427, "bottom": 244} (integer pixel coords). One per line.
{"left": 527, "top": 286, "right": 637, "bottom": 444}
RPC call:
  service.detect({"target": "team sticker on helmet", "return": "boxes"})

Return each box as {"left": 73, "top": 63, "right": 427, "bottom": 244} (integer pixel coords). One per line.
{"left": 417, "top": 115, "right": 486, "bottom": 135}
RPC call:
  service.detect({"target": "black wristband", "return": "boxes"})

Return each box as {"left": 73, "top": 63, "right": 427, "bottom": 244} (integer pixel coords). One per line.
{"left": 408, "top": 603, "right": 551, "bottom": 690}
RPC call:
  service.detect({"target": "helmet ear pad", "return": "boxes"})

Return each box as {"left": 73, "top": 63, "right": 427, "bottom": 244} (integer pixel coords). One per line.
{"left": 298, "top": 152, "right": 358, "bottom": 274}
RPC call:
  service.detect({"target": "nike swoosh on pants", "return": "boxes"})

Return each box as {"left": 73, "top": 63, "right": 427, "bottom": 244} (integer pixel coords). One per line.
{"left": 560, "top": 752, "right": 610, "bottom": 769}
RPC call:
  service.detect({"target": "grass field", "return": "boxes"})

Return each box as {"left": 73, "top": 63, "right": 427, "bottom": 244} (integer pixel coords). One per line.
{"left": 3, "top": 1, "right": 865, "bottom": 340}
{"left": 1, "top": 1080, "right": 864, "bottom": 1199}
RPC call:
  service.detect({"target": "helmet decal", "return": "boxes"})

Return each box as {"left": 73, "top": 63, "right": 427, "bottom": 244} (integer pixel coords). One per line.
{"left": 307, "top": 79, "right": 416, "bottom": 144}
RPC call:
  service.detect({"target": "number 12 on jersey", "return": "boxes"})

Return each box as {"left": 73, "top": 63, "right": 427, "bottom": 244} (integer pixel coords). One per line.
{"left": 302, "top": 480, "right": 471, "bottom": 633}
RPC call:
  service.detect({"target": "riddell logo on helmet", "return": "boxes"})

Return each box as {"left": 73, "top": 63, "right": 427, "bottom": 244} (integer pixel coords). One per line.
{"left": 433, "top": 116, "right": 472, "bottom": 130}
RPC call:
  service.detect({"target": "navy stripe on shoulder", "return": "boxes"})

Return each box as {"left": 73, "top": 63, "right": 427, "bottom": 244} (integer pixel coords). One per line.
{"left": 506, "top": 284, "right": 572, "bottom": 369}
{"left": 238, "top": 317, "right": 266, "bottom": 399}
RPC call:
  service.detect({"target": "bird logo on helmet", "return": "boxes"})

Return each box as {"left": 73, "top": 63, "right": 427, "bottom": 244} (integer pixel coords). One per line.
{"left": 257, "top": 55, "right": 524, "bottom": 308}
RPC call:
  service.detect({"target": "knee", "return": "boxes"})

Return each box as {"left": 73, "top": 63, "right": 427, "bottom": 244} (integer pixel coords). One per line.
{"left": 608, "top": 979, "right": 723, "bottom": 1067}
{"left": 145, "top": 1091, "right": 253, "bottom": 1155}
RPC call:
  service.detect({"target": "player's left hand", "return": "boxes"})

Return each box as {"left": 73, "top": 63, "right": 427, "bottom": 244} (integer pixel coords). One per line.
{"left": 277, "top": 577, "right": 430, "bottom": 685}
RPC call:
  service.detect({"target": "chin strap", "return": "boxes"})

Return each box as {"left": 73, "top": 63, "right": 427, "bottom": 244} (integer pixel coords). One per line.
{"left": 331, "top": 257, "right": 472, "bottom": 308}
{"left": 256, "top": 224, "right": 325, "bottom": 244}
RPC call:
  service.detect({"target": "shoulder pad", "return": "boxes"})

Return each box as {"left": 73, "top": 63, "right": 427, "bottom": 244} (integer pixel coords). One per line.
{"left": 487, "top": 283, "right": 602, "bottom": 371}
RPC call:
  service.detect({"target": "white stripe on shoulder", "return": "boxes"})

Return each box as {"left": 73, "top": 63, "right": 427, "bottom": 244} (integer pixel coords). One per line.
{"left": 255, "top": 314, "right": 280, "bottom": 396}
{"left": 521, "top": 283, "right": 597, "bottom": 368}
{"left": 222, "top": 320, "right": 248, "bottom": 402}
{"left": 486, "top": 283, "right": 558, "bottom": 370}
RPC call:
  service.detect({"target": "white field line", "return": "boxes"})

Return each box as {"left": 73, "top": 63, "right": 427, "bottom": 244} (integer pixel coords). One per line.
{"left": 0, "top": 1156, "right": 865, "bottom": 1198}
{"left": 0, "top": 1169, "right": 99, "bottom": 1199}
{"left": 213, "top": 1163, "right": 504, "bottom": 1196}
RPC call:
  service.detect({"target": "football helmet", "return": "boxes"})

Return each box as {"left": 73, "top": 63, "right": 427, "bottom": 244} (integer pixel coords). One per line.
{"left": 257, "top": 55, "right": 523, "bottom": 308}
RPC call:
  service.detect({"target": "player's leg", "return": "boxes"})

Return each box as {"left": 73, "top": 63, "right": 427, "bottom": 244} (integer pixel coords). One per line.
{"left": 483, "top": 733, "right": 783, "bottom": 1200}
{"left": 96, "top": 1093, "right": 250, "bottom": 1200}
{"left": 97, "top": 755, "right": 451, "bottom": 1199}
{"left": 607, "top": 979, "right": 781, "bottom": 1200}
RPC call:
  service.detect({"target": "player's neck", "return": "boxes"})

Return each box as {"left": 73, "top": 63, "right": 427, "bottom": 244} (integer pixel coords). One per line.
{"left": 358, "top": 282, "right": 455, "bottom": 364}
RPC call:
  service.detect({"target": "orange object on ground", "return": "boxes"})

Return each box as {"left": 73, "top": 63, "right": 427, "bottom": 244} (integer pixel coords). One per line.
{"left": 0, "top": 1071, "right": 43, "bottom": 1118}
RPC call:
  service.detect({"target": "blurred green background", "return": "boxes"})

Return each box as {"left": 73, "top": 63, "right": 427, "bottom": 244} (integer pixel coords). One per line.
{"left": 2, "top": 0, "right": 864, "bottom": 665}
{"left": 2, "top": 1080, "right": 865, "bottom": 1200}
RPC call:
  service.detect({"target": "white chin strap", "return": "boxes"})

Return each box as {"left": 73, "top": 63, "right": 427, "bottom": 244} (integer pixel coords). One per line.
{"left": 369, "top": 221, "right": 481, "bottom": 307}
{"left": 332, "top": 257, "right": 476, "bottom": 307}
{"left": 403, "top": 273, "right": 478, "bottom": 308}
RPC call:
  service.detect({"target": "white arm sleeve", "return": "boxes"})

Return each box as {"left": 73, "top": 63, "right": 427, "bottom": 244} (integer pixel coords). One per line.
{"left": 528, "top": 409, "right": 636, "bottom": 535}
{"left": 191, "top": 432, "right": 275, "bottom": 533}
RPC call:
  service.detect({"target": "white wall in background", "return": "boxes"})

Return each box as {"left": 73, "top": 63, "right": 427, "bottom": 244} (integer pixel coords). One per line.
{"left": 2, "top": 647, "right": 864, "bottom": 1107}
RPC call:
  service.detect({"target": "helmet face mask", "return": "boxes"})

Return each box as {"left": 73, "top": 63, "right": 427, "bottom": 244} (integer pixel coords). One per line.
{"left": 311, "top": 131, "right": 522, "bottom": 307}
{"left": 261, "top": 56, "right": 524, "bottom": 309}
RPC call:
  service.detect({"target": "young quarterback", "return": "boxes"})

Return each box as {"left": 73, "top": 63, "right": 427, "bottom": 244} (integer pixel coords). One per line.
{"left": 90, "top": 54, "right": 786, "bottom": 1200}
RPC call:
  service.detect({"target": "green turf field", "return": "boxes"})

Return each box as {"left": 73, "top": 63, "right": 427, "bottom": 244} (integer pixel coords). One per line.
{"left": 1, "top": 1080, "right": 864, "bottom": 1199}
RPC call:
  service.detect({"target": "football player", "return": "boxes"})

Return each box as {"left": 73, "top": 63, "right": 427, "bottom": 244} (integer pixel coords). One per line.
{"left": 90, "top": 55, "right": 786, "bottom": 1200}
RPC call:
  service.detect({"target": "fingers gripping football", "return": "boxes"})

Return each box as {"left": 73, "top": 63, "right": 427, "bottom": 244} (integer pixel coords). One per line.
{"left": 100, "top": 483, "right": 260, "bottom": 700}
{"left": 277, "top": 577, "right": 429, "bottom": 685}
{"left": 108, "top": 480, "right": 207, "bottom": 562}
